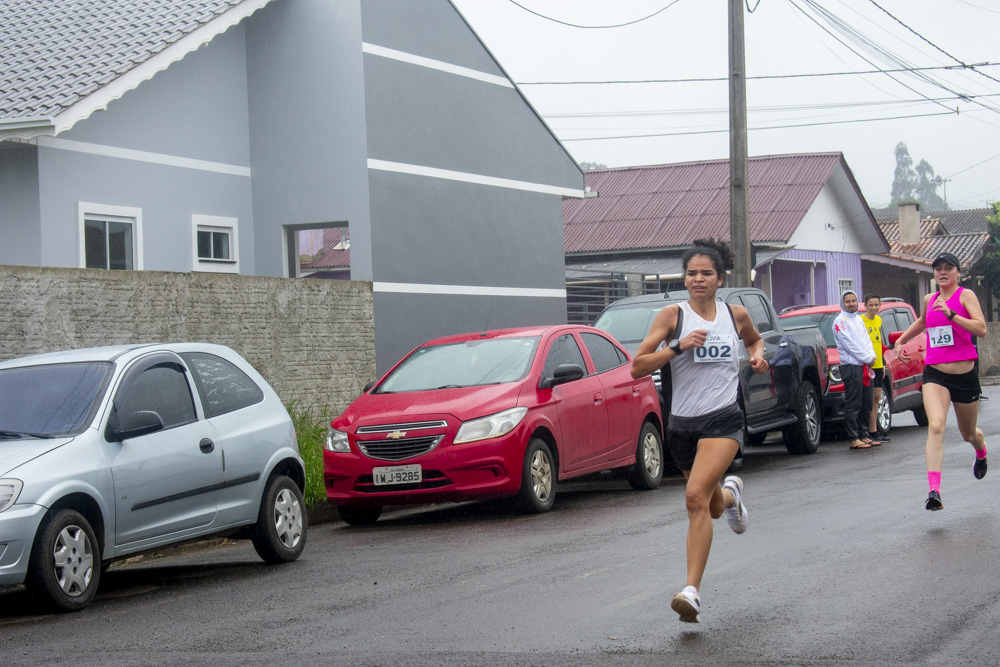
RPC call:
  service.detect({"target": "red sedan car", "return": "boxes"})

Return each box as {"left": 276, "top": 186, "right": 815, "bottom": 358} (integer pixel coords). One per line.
{"left": 324, "top": 325, "right": 663, "bottom": 524}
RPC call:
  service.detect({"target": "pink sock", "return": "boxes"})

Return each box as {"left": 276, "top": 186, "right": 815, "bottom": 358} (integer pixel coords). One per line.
{"left": 976, "top": 447, "right": 987, "bottom": 460}
{"left": 928, "top": 471, "right": 941, "bottom": 492}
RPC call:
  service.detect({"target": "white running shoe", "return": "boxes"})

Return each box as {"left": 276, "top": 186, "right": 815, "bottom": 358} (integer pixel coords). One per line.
{"left": 723, "top": 475, "right": 748, "bottom": 534}
{"left": 671, "top": 586, "right": 700, "bottom": 623}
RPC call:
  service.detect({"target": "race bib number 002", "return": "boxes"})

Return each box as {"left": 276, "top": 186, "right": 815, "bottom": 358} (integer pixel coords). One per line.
{"left": 928, "top": 325, "right": 954, "bottom": 348}
{"left": 694, "top": 333, "right": 735, "bottom": 363}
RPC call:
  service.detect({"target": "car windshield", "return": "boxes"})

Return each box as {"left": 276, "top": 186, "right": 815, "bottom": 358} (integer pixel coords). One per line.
{"left": 594, "top": 305, "right": 664, "bottom": 350}
{"left": 781, "top": 313, "right": 836, "bottom": 347}
{"left": 377, "top": 337, "right": 540, "bottom": 393}
{"left": 0, "top": 362, "right": 113, "bottom": 437}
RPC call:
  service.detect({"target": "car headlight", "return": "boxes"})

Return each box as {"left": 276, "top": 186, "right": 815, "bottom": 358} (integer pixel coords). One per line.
{"left": 454, "top": 407, "right": 528, "bottom": 444}
{"left": 325, "top": 427, "right": 350, "bottom": 453}
{"left": 0, "top": 479, "right": 23, "bottom": 513}
{"left": 829, "top": 364, "right": 842, "bottom": 383}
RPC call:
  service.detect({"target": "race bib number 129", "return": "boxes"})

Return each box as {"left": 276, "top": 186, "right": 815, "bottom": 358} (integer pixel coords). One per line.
{"left": 694, "top": 333, "right": 735, "bottom": 363}
{"left": 928, "top": 325, "right": 954, "bottom": 348}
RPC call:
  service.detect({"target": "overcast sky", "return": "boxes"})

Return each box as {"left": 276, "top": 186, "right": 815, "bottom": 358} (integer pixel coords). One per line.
{"left": 450, "top": 0, "right": 1000, "bottom": 212}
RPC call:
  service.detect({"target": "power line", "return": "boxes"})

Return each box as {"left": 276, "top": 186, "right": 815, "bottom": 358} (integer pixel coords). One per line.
{"left": 516, "top": 63, "right": 1000, "bottom": 86}
{"left": 866, "top": 0, "right": 1000, "bottom": 86}
{"left": 505, "top": 0, "right": 685, "bottom": 29}
{"left": 560, "top": 110, "right": 955, "bottom": 142}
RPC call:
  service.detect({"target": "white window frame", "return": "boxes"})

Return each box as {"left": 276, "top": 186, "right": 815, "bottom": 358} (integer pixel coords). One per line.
{"left": 837, "top": 278, "right": 854, "bottom": 295}
{"left": 192, "top": 214, "right": 239, "bottom": 274}
{"left": 78, "top": 202, "right": 143, "bottom": 270}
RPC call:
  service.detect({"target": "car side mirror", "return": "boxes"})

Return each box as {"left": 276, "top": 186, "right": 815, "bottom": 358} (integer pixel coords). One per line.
{"left": 887, "top": 331, "right": 902, "bottom": 345}
{"left": 539, "top": 363, "right": 586, "bottom": 390}
{"left": 112, "top": 410, "right": 164, "bottom": 441}
{"left": 363, "top": 380, "right": 377, "bottom": 393}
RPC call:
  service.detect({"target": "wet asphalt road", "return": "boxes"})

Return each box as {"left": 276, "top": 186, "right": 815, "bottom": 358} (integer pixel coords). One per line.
{"left": 2, "top": 386, "right": 999, "bottom": 666}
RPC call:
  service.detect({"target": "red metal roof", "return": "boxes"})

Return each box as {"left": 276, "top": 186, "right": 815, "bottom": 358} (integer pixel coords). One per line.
{"left": 876, "top": 217, "right": 990, "bottom": 271}
{"left": 300, "top": 228, "right": 350, "bottom": 269}
{"left": 564, "top": 152, "right": 850, "bottom": 254}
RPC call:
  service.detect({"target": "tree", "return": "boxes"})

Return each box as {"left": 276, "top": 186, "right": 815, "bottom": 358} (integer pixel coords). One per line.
{"left": 981, "top": 202, "right": 1000, "bottom": 307}
{"left": 890, "top": 142, "right": 948, "bottom": 211}
{"left": 579, "top": 161, "right": 607, "bottom": 171}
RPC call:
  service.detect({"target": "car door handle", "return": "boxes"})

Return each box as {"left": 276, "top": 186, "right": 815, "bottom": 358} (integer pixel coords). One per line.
{"left": 594, "top": 392, "right": 604, "bottom": 404}
{"left": 199, "top": 438, "right": 215, "bottom": 454}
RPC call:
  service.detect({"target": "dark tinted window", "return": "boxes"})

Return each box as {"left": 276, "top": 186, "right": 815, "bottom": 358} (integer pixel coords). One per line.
{"left": 542, "top": 334, "right": 587, "bottom": 380}
{"left": 581, "top": 332, "right": 626, "bottom": 373}
{"left": 741, "top": 294, "right": 775, "bottom": 333}
{"left": 0, "top": 362, "right": 113, "bottom": 436}
{"left": 117, "top": 364, "right": 196, "bottom": 430}
{"left": 781, "top": 312, "right": 836, "bottom": 347}
{"left": 593, "top": 305, "right": 660, "bottom": 346}
{"left": 893, "top": 307, "right": 915, "bottom": 329}
{"left": 181, "top": 352, "right": 264, "bottom": 418}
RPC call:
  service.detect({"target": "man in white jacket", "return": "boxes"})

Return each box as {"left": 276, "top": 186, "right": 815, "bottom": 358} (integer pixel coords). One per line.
{"left": 833, "top": 290, "right": 877, "bottom": 449}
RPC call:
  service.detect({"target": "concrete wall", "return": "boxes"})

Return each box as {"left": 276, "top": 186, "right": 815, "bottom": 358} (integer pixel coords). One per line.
{"left": 0, "top": 265, "right": 376, "bottom": 415}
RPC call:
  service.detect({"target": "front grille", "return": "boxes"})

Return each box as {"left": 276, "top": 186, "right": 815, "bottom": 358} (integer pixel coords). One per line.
{"left": 357, "top": 435, "right": 443, "bottom": 461}
{"left": 357, "top": 420, "right": 448, "bottom": 434}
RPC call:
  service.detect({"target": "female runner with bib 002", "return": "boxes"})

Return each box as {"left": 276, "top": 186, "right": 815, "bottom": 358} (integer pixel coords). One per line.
{"left": 630, "top": 238, "right": 769, "bottom": 623}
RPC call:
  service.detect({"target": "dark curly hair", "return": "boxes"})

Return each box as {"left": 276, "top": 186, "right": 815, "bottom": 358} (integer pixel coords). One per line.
{"left": 682, "top": 238, "right": 734, "bottom": 279}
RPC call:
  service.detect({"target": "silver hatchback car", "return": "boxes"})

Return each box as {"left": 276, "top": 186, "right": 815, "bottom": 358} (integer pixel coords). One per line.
{"left": 0, "top": 343, "right": 307, "bottom": 611}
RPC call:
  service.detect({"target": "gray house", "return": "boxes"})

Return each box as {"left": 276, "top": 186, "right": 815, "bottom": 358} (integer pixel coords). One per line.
{"left": 0, "top": 0, "right": 584, "bottom": 372}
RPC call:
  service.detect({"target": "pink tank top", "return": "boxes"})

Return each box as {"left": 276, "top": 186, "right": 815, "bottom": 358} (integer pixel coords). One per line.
{"left": 924, "top": 287, "right": 978, "bottom": 365}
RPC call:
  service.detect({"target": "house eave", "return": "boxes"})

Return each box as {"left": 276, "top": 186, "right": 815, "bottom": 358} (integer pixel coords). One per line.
{"left": 2, "top": 0, "right": 277, "bottom": 143}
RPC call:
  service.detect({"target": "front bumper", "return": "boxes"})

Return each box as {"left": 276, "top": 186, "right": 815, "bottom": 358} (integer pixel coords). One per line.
{"left": 324, "top": 427, "right": 528, "bottom": 507}
{"left": 0, "top": 503, "right": 46, "bottom": 585}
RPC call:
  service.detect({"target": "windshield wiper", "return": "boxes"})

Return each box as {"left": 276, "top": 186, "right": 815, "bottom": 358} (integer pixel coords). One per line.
{"left": 0, "top": 430, "right": 56, "bottom": 439}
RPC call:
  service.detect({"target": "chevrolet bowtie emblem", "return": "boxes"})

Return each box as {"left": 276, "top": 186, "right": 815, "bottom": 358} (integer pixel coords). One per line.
{"left": 386, "top": 431, "right": 406, "bottom": 439}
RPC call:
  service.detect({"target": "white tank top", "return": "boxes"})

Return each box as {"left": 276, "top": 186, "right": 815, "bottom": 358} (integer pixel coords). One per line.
{"left": 668, "top": 301, "right": 740, "bottom": 417}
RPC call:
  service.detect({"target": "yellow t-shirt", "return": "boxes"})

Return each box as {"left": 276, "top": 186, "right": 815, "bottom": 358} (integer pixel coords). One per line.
{"left": 861, "top": 314, "right": 884, "bottom": 369}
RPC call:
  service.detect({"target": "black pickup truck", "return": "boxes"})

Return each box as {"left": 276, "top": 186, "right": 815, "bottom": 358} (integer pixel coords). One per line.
{"left": 593, "top": 287, "right": 829, "bottom": 455}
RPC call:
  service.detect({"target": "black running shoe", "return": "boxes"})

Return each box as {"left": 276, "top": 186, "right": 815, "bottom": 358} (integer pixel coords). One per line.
{"left": 877, "top": 434, "right": 891, "bottom": 443}
{"left": 974, "top": 456, "right": 987, "bottom": 480}
{"left": 926, "top": 490, "right": 943, "bottom": 511}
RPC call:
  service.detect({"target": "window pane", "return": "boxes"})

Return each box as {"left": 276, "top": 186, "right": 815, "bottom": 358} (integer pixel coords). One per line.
{"left": 107, "top": 221, "right": 133, "bottom": 270}
{"left": 0, "top": 362, "right": 113, "bottom": 435}
{"left": 84, "top": 219, "right": 107, "bottom": 269}
{"left": 197, "top": 230, "right": 212, "bottom": 259}
{"left": 117, "top": 364, "right": 196, "bottom": 430}
{"left": 581, "top": 332, "right": 624, "bottom": 373}
{"left": 180, "top": 352, "right": 264, "bottom": 418}
{"left": 542, "top": 334, "right": 587, "bottom": 379}
{"left": 212, "top": 231, "right": 230, "bottom": 260}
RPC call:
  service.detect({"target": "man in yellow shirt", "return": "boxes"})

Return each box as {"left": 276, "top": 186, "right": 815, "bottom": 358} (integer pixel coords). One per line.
{"left": 862, "top": 294, "right": 890, "bottom": 443}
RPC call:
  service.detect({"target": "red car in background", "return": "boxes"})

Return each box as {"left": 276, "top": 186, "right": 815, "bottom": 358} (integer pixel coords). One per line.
{"left": 324, "top": 325, "right": 663, "bottom": 525}
{"left": 779, "top": 298, "right": 927, "bottom": 435}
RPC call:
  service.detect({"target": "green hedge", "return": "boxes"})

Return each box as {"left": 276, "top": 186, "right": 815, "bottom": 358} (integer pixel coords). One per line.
{"left": 286, "top": 401, "right": 331, "bottom": 508}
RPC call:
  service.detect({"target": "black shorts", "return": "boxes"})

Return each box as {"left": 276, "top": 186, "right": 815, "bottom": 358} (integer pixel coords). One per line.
{"left": 667, "top": 402, "right": 745, "bottom": 471}
{"left": 922, "top": 364, "right": 981, "bottom": 404}
{"left": 872, "top": 367, "right": 884, "bottom": 386}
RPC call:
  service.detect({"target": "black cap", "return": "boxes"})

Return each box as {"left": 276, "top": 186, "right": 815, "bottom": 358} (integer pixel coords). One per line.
{"left": 932, "top": 252, "right": 961, "bottom": 269}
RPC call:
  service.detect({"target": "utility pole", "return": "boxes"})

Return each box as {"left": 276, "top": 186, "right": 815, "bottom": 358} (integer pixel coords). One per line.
{"left": 729, "top": 0, "right": 751, "bottom": 286}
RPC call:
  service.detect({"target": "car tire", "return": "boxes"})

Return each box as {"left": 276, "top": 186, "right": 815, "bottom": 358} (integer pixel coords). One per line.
{"left": 26, "top": 509, "right": 101, "bottom": 612}
{"left": 877, "top": 384, "right": 892, "bottom": 435}
{"left": 626, "top": 422, "right": 664, "bottom": 490}
{"left": 251, "top": 475, "right": 307, "bottom": 564}
{"left": 912, "top": 404, "right": 929, "bottom": 427}
{"left": 783, "top": 383, "right": 821, "bottom": 455}
{"left": 515, "top": 438, "right": 556, "bottom": 513}
{"left": 337, "top": 505, "right": 383, "bottom": 526}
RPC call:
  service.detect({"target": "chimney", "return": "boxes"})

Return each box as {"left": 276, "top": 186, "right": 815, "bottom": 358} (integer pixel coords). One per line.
{"left": 898, "top": 201, "right": 921, "bottom": 246}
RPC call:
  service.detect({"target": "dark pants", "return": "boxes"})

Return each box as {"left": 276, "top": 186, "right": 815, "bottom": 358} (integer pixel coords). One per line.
{"left": 841, "top": 364, "right": 873, "bottom": 440}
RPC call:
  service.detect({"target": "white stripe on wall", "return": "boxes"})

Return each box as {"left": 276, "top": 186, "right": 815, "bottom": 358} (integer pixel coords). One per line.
{"left": 368, "top": 158, "right": 583, "bottom": 198}
{"left": 362, "top": 43, "right": 514, "bottom": 88}
{"left": 37, "top": 137, "right": 252, "bottom": 177}
{"left": 374, "top": 282, "right": 566, "bottom": 298}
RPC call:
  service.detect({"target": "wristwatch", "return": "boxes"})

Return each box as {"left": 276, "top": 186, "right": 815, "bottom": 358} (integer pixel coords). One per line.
{"left": 946, "top": 309, "right": 956, "bottom": 320}
{"left": 668, "top": 338, "right": 681, "bottom": 354}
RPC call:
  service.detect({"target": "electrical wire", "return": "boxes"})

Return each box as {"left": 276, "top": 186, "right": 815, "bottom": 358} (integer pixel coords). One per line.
{"left": 516, "top": 63, "right": 1000, "bottom": 86}
{"left": 505, "top": 0, "right": 684, "bottom": 29}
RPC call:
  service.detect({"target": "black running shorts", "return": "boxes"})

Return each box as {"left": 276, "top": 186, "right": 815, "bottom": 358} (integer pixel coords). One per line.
{"left": 667, "top": 402, "right": 745, "bottom": 472}
{"left": 922, "top": 364, "right": 981, "bottom": 404}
